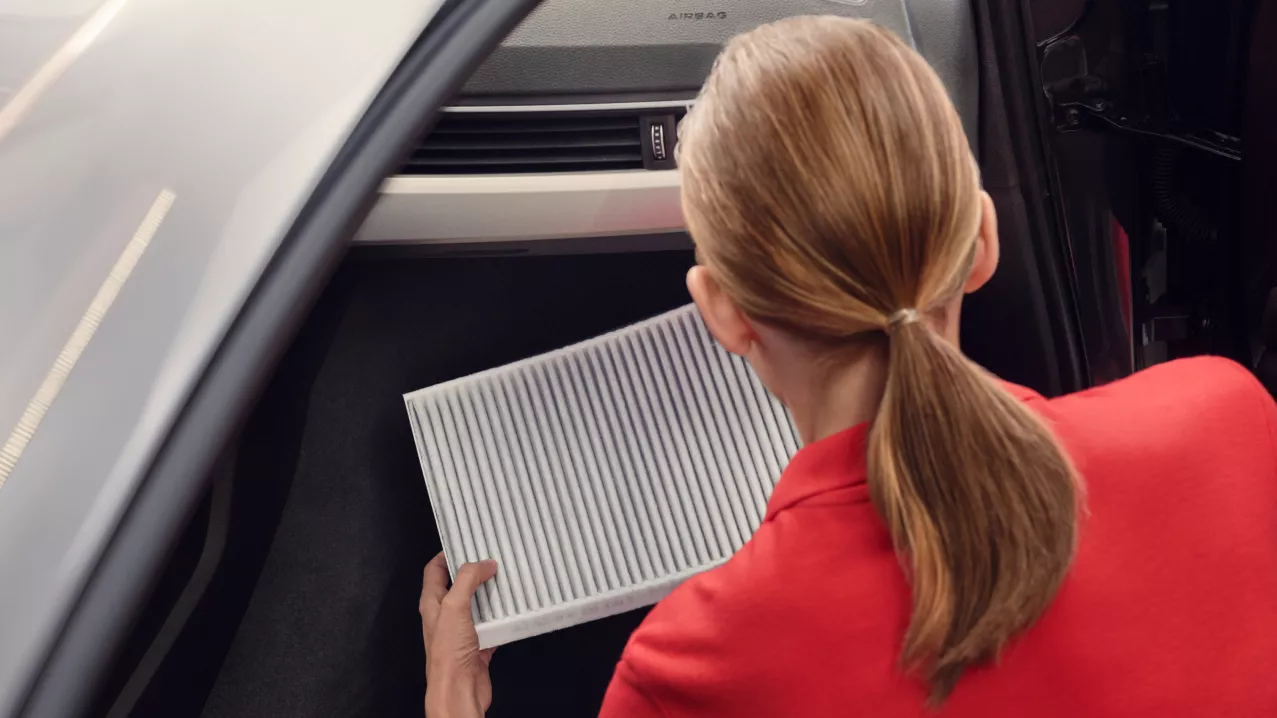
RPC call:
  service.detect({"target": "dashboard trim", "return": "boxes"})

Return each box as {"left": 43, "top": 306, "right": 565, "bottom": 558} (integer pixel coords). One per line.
{"left": 355, "top": 170, "right": 685, "bottom": 245}
{"left": 442, "top": 100, "right": 694, "bottom": 113}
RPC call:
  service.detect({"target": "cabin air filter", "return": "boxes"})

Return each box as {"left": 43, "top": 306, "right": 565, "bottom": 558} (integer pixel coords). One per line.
{"left": 404, "top": 305, "right": 800, "bottom": 648}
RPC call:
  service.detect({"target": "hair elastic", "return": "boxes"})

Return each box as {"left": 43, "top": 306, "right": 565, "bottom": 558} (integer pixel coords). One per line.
{"left": 886, "top": 308, "right": 921, "bottom": 331}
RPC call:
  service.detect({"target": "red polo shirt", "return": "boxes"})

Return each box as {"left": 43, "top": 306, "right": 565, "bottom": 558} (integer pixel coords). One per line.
{"left": 600, "top": 356, "right": 1277, "bottom": 717}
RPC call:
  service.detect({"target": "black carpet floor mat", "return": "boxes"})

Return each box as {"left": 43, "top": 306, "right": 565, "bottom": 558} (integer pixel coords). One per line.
{"left": 201, "top": 250, "right": 696, "bottom": 718}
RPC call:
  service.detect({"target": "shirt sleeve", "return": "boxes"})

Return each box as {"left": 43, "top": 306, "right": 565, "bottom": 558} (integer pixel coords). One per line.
{"left": 598, "top": 661, "right": 668, "bottom": 718}
{"left": 1217, "top": 357, "right": 1277, "bottom": 471}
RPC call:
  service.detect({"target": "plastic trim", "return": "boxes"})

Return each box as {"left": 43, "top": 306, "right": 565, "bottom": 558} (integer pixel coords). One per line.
{"left": 356, "top": 171, "right": 684, "bottom": 245}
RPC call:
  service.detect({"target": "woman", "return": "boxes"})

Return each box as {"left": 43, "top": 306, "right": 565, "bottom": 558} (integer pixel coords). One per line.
{"left": 420, "top": 16, "right": 1277, "bottom": 717}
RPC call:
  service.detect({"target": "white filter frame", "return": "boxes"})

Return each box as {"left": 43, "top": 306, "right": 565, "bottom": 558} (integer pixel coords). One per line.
{"left": 405, "top": 305, "right": 798, "bottom": 648}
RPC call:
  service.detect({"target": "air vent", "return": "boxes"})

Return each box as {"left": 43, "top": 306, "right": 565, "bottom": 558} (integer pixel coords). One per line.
{"left": 401, "top": 109, "right": 684, "bottom": 175}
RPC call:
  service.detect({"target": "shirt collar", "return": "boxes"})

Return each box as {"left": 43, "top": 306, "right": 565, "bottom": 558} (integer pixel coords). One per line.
{"left": 763, "top": 381, "right": 1044, "bottom": 521}
{"left": 765, "top": 423, "right": 870, "bottom": 520}
{"left": 1002, "top": 381, "right": 1045, "bottom": 404}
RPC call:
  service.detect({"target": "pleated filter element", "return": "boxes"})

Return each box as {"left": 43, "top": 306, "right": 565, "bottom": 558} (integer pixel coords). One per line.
{"left": 404, "top": 304, "right": 800, "bottom": 648}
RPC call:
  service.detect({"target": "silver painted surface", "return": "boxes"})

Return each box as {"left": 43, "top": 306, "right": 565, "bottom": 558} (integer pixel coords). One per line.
{"left": 0, "top": 0, "right": 444, "bottom": 712}
{"left": 357, "top": 171, "right": 683, "bottom": 244}
{"left": 0, "top": 1, "right": 107, "bottom": 113}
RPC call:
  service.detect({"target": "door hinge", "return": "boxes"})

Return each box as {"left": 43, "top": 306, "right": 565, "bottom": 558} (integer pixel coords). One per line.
{"left": 1041, "top": 37, "right": 1240, "bottom": 161}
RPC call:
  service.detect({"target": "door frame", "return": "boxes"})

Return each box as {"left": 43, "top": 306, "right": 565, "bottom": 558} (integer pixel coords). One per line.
{"left": 17, "top": 1, "right": 541, "bottom": 714}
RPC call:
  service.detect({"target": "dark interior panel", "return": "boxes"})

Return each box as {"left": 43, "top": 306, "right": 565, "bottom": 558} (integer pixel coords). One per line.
{"left": 1031, "top": 0, "right": 1259, "bottom": 378}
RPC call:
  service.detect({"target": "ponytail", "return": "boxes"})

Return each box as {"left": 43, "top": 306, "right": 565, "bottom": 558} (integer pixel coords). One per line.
{"left": 868, "top": 315, "right": 1079, "bottom": 703}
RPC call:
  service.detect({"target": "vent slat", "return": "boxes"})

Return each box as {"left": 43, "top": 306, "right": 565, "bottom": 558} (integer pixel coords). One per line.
{"left": 431, "top": 117, "right": 640, "bottom": 134}
{"left": 404, "top": 306, "right": 798, "bottom": 648}
{"left": 413, "top": 146, "right": 642, "bottom": 161}
{"left": 419, "top": 132, "right": 640, "bottom": 152}
{"left": 403, "top": 153, "right": 643, "bottom": 170}
{"left": 402, "top": 110, "right": 657, "bottom": 175}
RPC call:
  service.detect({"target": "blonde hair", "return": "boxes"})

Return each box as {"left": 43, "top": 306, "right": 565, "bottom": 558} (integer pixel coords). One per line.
{"left": 679, "top": 16, "right": 1079, "bottom": 703}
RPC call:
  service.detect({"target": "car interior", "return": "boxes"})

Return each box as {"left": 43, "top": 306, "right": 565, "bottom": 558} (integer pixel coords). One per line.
{"left": 84, "top": 0, "right": 1269, "bottom": 715}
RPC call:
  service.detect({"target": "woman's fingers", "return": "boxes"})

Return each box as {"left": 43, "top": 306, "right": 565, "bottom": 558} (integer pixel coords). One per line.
{"left": 441, "top": 559, "right": 498, "bottom": 613}
{"left": 420, "top": 552, "right": 451, "bottom": 630}
{"left": 422, "top": 552, "right": 451, "bottom": 601}
{"left": 422, "top": 555, "right": 499, "bottom": 644}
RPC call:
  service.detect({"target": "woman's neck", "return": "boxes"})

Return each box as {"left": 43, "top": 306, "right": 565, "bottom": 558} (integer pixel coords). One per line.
{"left": 749, "top": 301, "right": 960, "bottom": 446}
{"left": 781, "top": 342, "right": 890, "bottom": 445}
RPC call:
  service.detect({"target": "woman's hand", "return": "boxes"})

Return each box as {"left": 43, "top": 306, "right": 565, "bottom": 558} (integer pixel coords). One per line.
{"left": 420, "top": 552, "right": 498, "bottom": 717}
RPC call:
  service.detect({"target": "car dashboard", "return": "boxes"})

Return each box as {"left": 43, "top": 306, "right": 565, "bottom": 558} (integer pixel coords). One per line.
{"left": 355, "top": 0, "right": 978, "bottom": 248}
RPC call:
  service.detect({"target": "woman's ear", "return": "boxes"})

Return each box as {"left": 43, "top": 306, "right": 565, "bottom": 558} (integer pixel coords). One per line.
{"left": 963, "top": 191, "right": 1001, "bottom": 294}
{"left": 687, "top": 265, "right": 755, "bottom": 356}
